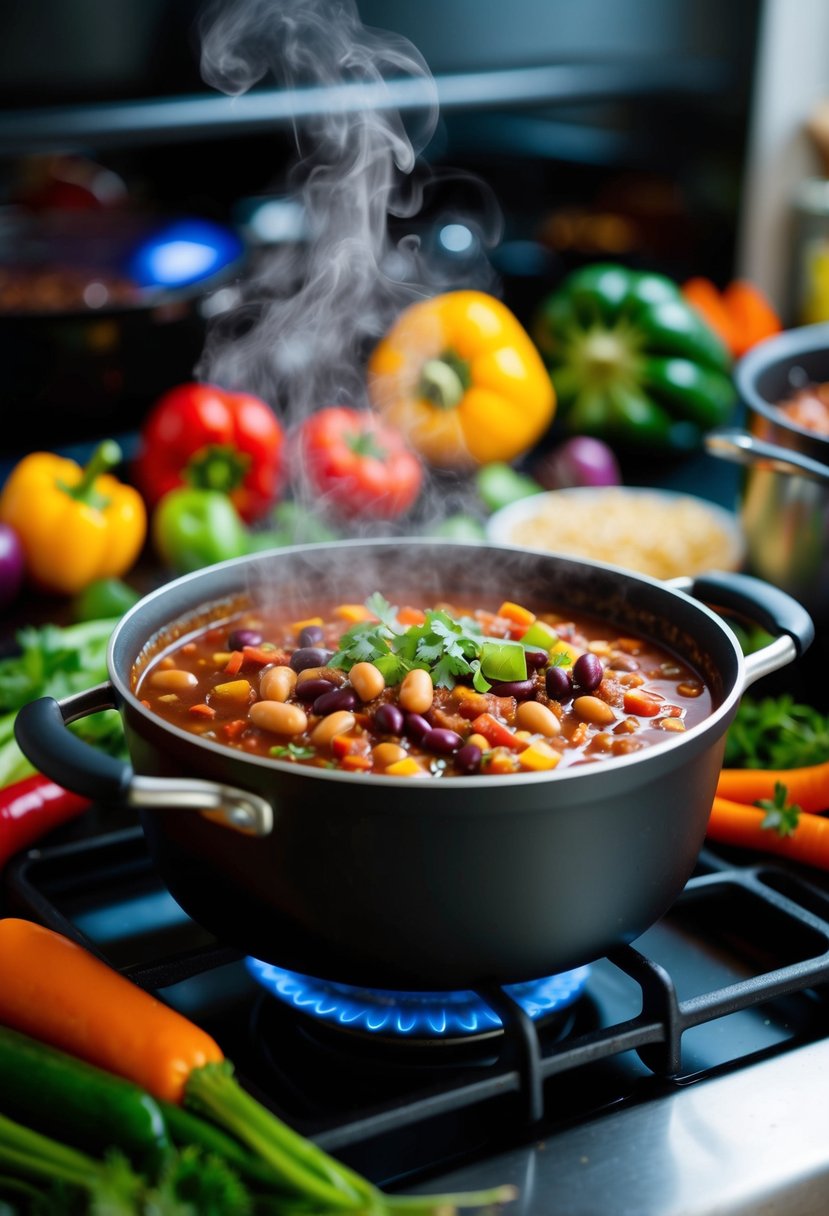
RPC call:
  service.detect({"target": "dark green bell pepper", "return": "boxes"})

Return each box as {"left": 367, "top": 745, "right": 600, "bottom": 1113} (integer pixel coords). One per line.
{"left": 151, "top": 487, "right": 249, "bottom": 574}
{"left": 534, "top": 263, "right": 737, "bottom": 451}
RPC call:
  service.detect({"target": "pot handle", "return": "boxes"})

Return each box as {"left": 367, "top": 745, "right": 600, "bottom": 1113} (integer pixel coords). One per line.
{"left": 705, "top": 428, "right": 829, "bottom": 485}
{"left": 14, "top": 684, "right": 273, "bottom": 838}
{"left": 668, "top": 570, "right": 815, "bottom": 691}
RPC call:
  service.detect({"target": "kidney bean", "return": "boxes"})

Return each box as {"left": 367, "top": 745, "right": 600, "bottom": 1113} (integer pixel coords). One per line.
{"left": 404, "top": 712, "right": 432, "bottom": 743}
{"left": 573, "top": 652, "right": 603, "bottom": 693}
{"left": 372, "top": 741, "right": 408, "bottom": 768}
{"left": 349, "top": 661, "right": 385, "bottom": 702}
{"left": 573, "top": 695, "right": 616, "bottom": 726}
{"left": 313, "top": 688, "right": 358, "bottom": 715}
{"left": 310, "top": 710, "right": 356, "bottom": 749}
{"left": 259, "top": 665, "right": 297, "bottom": 702}
{"left": 545, "top": 666, "right": 573, "bottom": 702}
{"left": 455, "top": 742, "right": 483, "bottom": 774}
{"left": 228, "top": 627, "right": 263, "bottom": 650}
{"left": 487, "top": 679, "right": 536, "bottom": 700}
{"left": 516, "top": 700, "right": 561, "bottom": 737}
{"left": 524, "top": 650, "right": 549, "bottom": 671}
{"left": 295, "top": 678, "right": 337, "bottom": 703}
{"left": 298, "top": 624, "right": 325, "bottom": 647}
{"left": 290, "top": 646, "right": 334, "bottom": 673}
{"left": 399, "top": 668, "right": 434, "bottom": 714}
{"left": 249, "top": 700, "right": 308, "bottom": 735}
{"left": 374, "top": 703, "right": 404, "bottom": 735}
{"left": 149, "top": 669, "right": 199, "bottom": 692}
{"left": 422, "top": 727, "right": 464, "bottom": 755}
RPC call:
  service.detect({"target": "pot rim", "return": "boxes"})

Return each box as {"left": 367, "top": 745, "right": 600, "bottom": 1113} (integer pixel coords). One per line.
{"left": 735, "top": 320, "right": 829, "bottom": 448}
{"left": 110, "top": 538, "right": 747, "bottom": 791}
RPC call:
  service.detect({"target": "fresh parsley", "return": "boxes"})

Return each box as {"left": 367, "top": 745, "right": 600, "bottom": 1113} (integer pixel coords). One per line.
{"left": 269, "top": 743, "right": 317, "bottom": 760}
{"left": 329, "top": 595, "right": 496, "bottom": 690}
{"left": 724, "top": 694, "right": 829, "bottom": 770}
{"left": 757, "top": 781, "right": 801, "bottom": 837}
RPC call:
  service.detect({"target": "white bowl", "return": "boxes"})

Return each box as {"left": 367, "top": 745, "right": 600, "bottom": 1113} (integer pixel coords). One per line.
{"left": 485, "top": 486, "right": 745, "bottom": 580}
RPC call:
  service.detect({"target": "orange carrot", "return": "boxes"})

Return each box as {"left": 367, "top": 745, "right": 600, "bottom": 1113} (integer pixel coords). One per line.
{"left": 0, "top": 918, "right": 223, "bottom": 1105}
{"left": 707, "top": 796, "right": 829, "bottom": 869}
{"left": 722, "top": 279, "right": 782, "bottom": 356}
{"left": 716, "top": 761, "right": 829, "bottom": 814}
{"left": 0, "top": 919, "right": 412, "bottom": 1209}
{"left": 682, "top": 277, "right": 739, "bottom": 354}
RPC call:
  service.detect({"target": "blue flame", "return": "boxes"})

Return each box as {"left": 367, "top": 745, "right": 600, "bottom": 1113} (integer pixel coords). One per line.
{"left": 128, "top": 218, "right": 243, "bottom": 288}
{"left": 245, "top": 959, "right": 590, "bottom": 1038}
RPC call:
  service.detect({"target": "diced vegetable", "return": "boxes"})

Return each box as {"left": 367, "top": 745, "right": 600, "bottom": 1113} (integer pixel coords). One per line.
{"left": 479, "top": 640, "right": 528, "bottom": 683}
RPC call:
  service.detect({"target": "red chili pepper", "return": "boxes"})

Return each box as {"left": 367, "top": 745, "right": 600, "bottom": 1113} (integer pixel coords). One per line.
{"left": 0, "top": 775, "right": 91, "bottom": 868}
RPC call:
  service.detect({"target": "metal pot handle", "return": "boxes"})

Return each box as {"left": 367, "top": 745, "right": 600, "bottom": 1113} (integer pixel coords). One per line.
{"left": 705, "top": 428, "right": 829, "bottom": 485}
{"left": 14, "top": 684, "right": 273, "bottom": 837}
{"left": 668, "top": 570, "right": 815, "bottom": 691}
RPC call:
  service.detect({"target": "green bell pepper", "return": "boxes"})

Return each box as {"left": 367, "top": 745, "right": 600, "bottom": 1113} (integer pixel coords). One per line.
{"left": 151, "top": 487, "right": 249, "bottom": 574}
{"left": 534, "top": 262, "right": 737, "bottom": 451}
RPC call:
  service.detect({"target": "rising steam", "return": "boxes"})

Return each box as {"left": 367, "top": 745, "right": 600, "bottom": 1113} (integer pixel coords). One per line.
{"left": 196, "top": 0, "right": 501, "bottom": 518}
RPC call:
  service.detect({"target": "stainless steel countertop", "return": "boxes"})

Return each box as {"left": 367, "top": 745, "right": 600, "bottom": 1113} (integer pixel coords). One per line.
{"left": 405, "top": 1035, "right": 829, "bottom": 1215}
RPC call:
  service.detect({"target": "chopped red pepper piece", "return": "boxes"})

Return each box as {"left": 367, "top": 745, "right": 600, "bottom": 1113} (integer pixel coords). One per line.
{"left": 470, "top": 713, "right": 527, "bottom": 751}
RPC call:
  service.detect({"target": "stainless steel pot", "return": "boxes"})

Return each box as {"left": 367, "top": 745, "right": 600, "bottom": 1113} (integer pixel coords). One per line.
{"left": 705, "top": 321, "right": 829, "bottom": 623}
{"left": 14, "top": 541, "right": 814, "bottom": 991}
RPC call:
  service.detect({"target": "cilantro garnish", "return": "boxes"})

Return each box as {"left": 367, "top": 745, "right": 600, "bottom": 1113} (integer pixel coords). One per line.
{"left": 270, "top": 743, "right": 316, "bottom": 760}
{"left": 329, "top": 594, "right": 495, "bottom": 690}
{"left": 757, "top": 781, "right": 801, "bottom": 837}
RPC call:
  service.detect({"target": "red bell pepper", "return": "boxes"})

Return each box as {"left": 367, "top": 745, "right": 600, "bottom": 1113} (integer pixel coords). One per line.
{"left": 132, "top": 382, "right": 285, "bottom": 525}
{"left": 0, "top": 775, "right": 91, "bottom": 868}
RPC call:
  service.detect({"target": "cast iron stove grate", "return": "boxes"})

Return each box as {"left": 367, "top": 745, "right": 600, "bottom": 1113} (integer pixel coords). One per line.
{"left": 5, "top": 826, "right": 829, "bottom": 1184}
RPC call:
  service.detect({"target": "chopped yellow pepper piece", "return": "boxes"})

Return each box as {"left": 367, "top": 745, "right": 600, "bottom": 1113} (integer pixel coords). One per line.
{"left": 212, "top": 679, "right": 252, "bottom": 700}
{"left": 385, "top": 757, "right": 426, "bottom": 777}
{"left": 518, "top": 740, "right": 562, "bottom": 771}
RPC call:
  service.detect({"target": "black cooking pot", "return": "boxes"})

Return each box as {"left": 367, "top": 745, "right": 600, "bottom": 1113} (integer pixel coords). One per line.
{"left": 14, "top": 541, "right": 813, "bottom": 991}
{"left": 0, "top": 209, "right": 244, "bottom": 453}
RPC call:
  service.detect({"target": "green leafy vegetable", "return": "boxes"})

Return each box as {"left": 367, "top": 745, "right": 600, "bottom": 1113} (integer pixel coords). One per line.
{"left": 757, "top": 781, "right": 801, "bottom": 837}
{"left": 268, "top": 744, "right": 316, "bottom": 761}
{"left": 724, "top": 694, "right": 829, "bottom": 770}
{"left": 0, "top": 618, "right": 127, "bottom": 788}
{"left": 330, "top": 596, "right": 491, "bottom": 691}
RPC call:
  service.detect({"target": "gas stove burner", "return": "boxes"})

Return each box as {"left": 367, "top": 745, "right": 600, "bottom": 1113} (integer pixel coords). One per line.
{"left": 245, "top": 958, "right": 591, "bottom": 1041}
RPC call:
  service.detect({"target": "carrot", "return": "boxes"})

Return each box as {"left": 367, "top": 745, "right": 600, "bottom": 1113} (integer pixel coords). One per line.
{"left": 716, "top": 760, "right": 829, "bottom": 814}
{"left": 721, "top": 279, "right": 782, "bottom": 356}
{"left": 682, "top": 277, "right": 739, "bottom": 354}
{"left": 707, "top": 795, "right": 829, "bottom": 869}
{"left": 0, "top": 918, "right": 222, "bottom": 1107}
{"left": 0, "top": 919, "right": 455, "bottom": 1212}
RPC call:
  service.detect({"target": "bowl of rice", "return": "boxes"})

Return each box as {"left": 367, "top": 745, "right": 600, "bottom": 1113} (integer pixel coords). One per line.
{"left": 485, "top": 486, "right": 745, "bottom": 580}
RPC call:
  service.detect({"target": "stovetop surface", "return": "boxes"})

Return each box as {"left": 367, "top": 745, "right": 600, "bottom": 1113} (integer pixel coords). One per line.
{"left": 5, "top": 812, "right": 829, "bottom": 1215}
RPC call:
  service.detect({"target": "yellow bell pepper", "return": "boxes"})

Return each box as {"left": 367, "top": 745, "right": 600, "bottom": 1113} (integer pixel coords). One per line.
{"left": 367, "top": 290, "right": 556, "bottom": 469}
{"left": 0, "top": 440, "right": 147, "bottom": 596}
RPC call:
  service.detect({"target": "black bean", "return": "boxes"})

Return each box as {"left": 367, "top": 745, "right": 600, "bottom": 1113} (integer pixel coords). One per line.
{"left": 545, "top": 665, "right": 573, "bottom": 702}
{"left": 455, "top": 742, "right": 483, "bottom": 774}
{"left": 524, "top": 649, "right": 549, "bottom": 671}
{"left": 422, "top": 727, "right": 464, "bottom": 755}
{"left": 298, "top": 624, "right": 325, "bottom": 647}
{"left": 488, "top": 679, "right": 536, "bottom": 700}
{"left": 314, "top": 688, "right": 357, "bottom": 715}
{"left": 374, "top": 703, "right": 404, "bottom": 735}
{"left": 573, "top": 652, "right": 603, "bottom": 693}
{"left": 228, "top": 628, "right": 263, "bottom": 650}
{"left": 405, "top": 712, "right": 432, "bottom": 743}
{"left": 295, "top": 678, "right": 337, "bottom": 703}
{"left": 290, "top": 646, "right": 333, "bottom": 673}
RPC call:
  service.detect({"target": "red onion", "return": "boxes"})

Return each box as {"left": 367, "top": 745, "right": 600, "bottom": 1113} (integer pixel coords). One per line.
{"left": 533, "top": 436, "right": 621, "bottom": 490}
{"left": 0, "top": 523, "right": 25, "bottom": 609}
